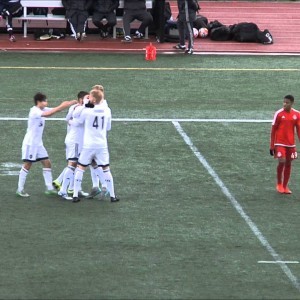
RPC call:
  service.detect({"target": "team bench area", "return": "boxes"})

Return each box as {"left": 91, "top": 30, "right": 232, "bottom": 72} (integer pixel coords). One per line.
{"left": 17, "top": 0, "right": 154, "bottom": 39}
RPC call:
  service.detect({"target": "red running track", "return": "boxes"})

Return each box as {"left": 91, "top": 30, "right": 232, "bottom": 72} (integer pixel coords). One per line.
{"left": 1, "top": 1, "right": 300, "bottom": 55}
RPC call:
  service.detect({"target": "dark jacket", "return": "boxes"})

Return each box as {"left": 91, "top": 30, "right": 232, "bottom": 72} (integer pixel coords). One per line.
{"left": 124, "top": 0, "right": 146, "bottom": 11}
{"left": 93, "top": 0, "right": 119, "bottom": 14}
{"left": 62, "top": 0, "right": 93, "bottom": 11}
{"left": 177, "top": 0, "right": 199, "bottom": 22}
{"left": 0, "top": 0, "right": 20, "bottom": 12}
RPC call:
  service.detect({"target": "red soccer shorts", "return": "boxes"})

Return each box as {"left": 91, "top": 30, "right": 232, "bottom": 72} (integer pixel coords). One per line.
{"left": 275, "top": 146, "right": 298, "bottom": 160}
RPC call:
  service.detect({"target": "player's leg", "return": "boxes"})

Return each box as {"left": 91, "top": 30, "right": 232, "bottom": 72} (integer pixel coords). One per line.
{"left": 72, "top": 148, "right": 92, "bottom": 202}
{"left": 274, "top": 146, "right": 285, "bottom": 193}
{"left": 95, "top": 148, "right": 119, "bottom": 202}
{"left": 40, "top": 158, "right": 57, "bottom": 195}
{"left": 16, "top": 161, "right": 32, "bottom": 197}
{"left": 58, "top": 161, "right": 76, "bottom": 200}
{"left": 282, "top": 147, "right": 296, "bottom": 194}
{"left": 16, "top": 144, "right": 37, "bottom": 197}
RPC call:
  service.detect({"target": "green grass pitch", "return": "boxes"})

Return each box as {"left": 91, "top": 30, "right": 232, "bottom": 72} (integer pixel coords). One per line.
{"left": 1, "top": 52, "right": 300, "bottom": 299}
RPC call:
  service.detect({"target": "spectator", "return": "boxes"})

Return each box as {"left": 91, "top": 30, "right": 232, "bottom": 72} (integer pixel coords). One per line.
{"left": 62, "top": 0, "right": 93, "bottom": 41}
{"left": 173, "top": 0, "right": 200, "bottom": 55}
{"left": 122, "top": 0, "right": 153, "bottom": 43}
{"left": 0, "top": 0, "right": 22, "bottom": 42}
{"left": 92, "top": 0, "right": 119, "bottom": 39}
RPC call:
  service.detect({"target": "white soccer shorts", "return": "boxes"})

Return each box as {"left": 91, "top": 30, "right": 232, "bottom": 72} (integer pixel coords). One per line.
{"left": 22, "top": 144, "right": 49, "bottom": 162}
{"left": 78, "top": 147, "right": 110, "bottom": 166}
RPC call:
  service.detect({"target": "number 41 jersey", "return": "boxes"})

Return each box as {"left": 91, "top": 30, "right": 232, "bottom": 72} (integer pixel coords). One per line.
{"left": 80, "top": 103, "right": 112, "bottom": 149}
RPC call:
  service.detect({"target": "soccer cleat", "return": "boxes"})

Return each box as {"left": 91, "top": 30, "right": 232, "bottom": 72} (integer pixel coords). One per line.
{"left": 9, "top": 34, "right": 16, "bottom": 42}
{"left": 100, "top": 29, "right": 108, "bottom": 39}
{"left": 173, "top": 44, "right": 186, "bottom": 50}
{"left": 134, "top": 31, "right": 144, "bottom": 39}
{"left": 16, "top": 190, "right": 30, "bottom": 197}
{"left": 110, "top": 196, "right": 120, "bottom": 203}
{"left": 45, "top": 189, "right": 57, "bottom": 196}
{"left": 100, "top": 186, "right": 109, "bottom": 199}
{"left": 72, "top": 197, "right": 80, "bottom": 203}
{"left": 121, "top": 35, "right": 132, "bottom": 43}
{"left": 284, "top": 187, "right": 292, "bottom": 194}
{"left": 276, "top": 184, "right": 284, "bottom": 194}
{"left": 86, "top": 187, "right": 101, "bottom": 199}
{"left": 78, "top": 190, "right": 89, "bottom": 198}
{"left": 58, "top": 191, "right": 73, "bottom": 201}
{"left": 76, "top": 32, "right": 82, "bottom": 41}
{"left": 52, "top": 179, "right": 62, "bottom": 191}
{"left": 185, "top": 48, "right": 194, "bottom": 55}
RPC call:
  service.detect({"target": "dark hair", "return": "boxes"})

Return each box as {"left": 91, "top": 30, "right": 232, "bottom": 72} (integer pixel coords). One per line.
{"left": 284, "top": 95, "right": 294, "bottom": 103}
{"left": 34, "top": 92, "right": 47, "bottom": 105}
{"left": 77, "top": 91, "right": 89, "bottom": 100}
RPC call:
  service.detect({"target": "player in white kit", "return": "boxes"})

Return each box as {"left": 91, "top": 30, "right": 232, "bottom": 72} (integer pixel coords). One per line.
{"left": 16, "top": 92, "right": 78, "bottom": 197}
{"left": 53, "top": 91, "right": 90, "bottom": 200}
{"left": 70, "top": 89, "right": 119, "bottom": 203}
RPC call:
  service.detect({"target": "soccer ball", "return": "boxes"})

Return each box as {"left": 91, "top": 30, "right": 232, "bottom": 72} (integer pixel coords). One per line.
{"left": 193, "top": 28, "right": 199, "bottom": 38}
{"left": 198, "top": 27, "right": 209, "bottom": 38}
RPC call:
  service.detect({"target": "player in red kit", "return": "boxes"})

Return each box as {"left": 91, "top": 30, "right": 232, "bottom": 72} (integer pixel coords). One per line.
{"left": 270, "top": 95, "right": 300, "bottom": 194}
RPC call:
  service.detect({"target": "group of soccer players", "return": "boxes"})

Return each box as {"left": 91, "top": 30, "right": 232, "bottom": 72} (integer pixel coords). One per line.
{"left": 16, "top": 84, "right": 119, "bottom": 203}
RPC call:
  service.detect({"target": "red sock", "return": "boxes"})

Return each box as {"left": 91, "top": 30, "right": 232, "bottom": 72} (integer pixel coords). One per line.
{"left": 283, "top": 163, "right": 291, "bottom": 188}
{"left": 277, "top": 162, "right": 284, "bottom": 185}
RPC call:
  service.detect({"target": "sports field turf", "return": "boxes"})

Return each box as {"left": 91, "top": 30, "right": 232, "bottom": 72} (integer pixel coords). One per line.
{"left": 1, "top": 52, "right": 300, "bottom": 299}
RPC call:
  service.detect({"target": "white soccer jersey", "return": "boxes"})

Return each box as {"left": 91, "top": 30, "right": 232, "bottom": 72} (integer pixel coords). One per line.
{"left": 64, "top": 104, "right": 85, "bottom": 145}
{"left": 76, "top": 102, "right": 111, "bottom": 149}
{"left": 22, "top": 106, "right": 51, "bottom": 147}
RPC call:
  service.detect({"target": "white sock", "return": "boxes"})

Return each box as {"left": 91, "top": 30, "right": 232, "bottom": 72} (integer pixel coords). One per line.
{"left": 73, "top": 168, "right": 84, "bottom": 198}
{"left": 60, "top": 166, "right": 75, "bottom": 194}
{"left": 43, "top": 168, "right": 53, "bottom": 190}
{"left": 102, "top": 168, "right": 115, "bottom": 198}
{"left": 89, "top": 165, "right": 99, "bottom": 188}
{"left": 18, "top": 167, "right": 29, "bottom": 192}
{"left": 56, "top": 167, "right": 67, "bottom": 184}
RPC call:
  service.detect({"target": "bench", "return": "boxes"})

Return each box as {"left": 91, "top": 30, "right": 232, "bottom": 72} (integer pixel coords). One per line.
{"left": 18, "top": 0, "right": 153, "bottom": 39}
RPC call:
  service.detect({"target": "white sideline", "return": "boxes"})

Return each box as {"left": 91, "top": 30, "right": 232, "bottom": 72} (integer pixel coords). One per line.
{"left": 0, "top": 117, "right": 272, "bottom": 123}
{"left": 172, "top": 120, "right": 300, "bottom": 293}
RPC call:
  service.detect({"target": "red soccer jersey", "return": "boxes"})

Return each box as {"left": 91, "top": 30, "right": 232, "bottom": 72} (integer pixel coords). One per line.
{"left": 270, "top": 108, "right": 300, "bottom": 148}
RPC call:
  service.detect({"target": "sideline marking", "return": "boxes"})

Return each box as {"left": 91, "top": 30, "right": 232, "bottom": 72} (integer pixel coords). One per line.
{"left": 258, "top": 261, "right": 299, "bottom": 264}
{"left": 0, "top": 162, "right": 22, "bottom": 176}
{"left": 172, "top": 120, "right": 300, "bottom": 293}
{"left": 0, "top": 117, "right": 272, "bottom": 123}
{"left": 0, "top": 66, "right": 300, "bottom": 72}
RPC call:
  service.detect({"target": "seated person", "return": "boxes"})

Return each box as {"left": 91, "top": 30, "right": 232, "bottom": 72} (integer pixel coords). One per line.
{"left": 62, "top": 0, "right": 93, "bottom": 41}
{"left": 0, "top": 0, "right": 22, "bottom": 42}
{"left": 92, "top": 0, "right": 119, "bottom": 38}
{"left": 122, "top": 0, "right": 153, "bottom": 43}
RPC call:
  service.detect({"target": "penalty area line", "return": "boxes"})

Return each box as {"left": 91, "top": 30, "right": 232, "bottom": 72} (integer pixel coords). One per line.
{"left": 172, "top": 120, "right": 300, "bottom": 293}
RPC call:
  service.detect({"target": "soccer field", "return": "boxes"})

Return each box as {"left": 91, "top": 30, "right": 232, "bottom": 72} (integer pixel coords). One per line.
{"left": 1, "top": 52, "right": 300, "bottom": 299}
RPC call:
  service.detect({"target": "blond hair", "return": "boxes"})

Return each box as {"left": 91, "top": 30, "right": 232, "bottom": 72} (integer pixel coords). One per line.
{"left": 92, "top": 84, "right": 104, "bottom": 92}
{"left": 90, "top": 89, "right": 103, "bottom": 104}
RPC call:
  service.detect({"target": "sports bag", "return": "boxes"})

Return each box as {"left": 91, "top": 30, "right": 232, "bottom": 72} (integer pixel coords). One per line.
{"left": 230, "top": 22, "right": 259, "bottom": 42}
{"left": 164, "top": 20, "right": 179, "bottom": 42}
{"left": 257, "top": 29, "right": 273, "bottom": 44}
{"left": 210, "top": 25, "right": 232, "bottom": 41}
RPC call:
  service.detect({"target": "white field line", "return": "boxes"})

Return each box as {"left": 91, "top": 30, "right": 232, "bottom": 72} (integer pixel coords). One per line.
{"left": 258, "top": 261, "right": 299, "bottom": 264}
{"left": 0, "top": 117, "right": 272, "bottom": 123}
{"left": 172, "top": 121, "right": 300, "bottom": 293}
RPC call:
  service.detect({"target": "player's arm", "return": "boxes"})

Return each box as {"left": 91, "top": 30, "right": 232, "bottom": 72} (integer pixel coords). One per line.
{"left": 68, "top": 109, "right": 87, "bottom": 126}
{"left": 296, "top": 115, "right": 300, "bottom": 142}
{"left": 42, "top": 100, "right": 78, "bottom": 117}
{"left": 270, "top": 115, "right": 279, "bottom": 156}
